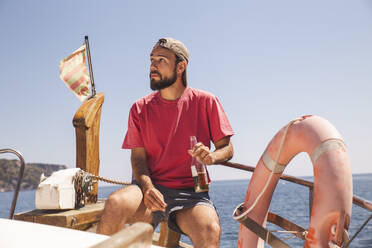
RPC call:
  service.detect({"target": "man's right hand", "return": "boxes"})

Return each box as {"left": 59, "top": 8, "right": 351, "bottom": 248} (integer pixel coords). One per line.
{"left": 143, "top": 186, "right": 167, "bottom": 212}
{"left": 131, "top": 147, "right": 167, "bottom": 212}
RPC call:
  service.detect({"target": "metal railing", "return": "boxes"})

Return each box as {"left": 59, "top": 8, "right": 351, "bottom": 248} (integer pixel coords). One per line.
{"left": 221, "top": 161, "right": 372, "bottom": 212}
{"left": 220, "top": 161, "right": 372, "bottom": 247}
{"left": 0, "top": 149, "right": 26, "bottom": 219}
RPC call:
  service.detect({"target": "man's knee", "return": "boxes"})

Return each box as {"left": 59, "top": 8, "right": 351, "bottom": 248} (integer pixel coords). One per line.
{"left": 105, "top": 193, "right": 123, "bottom": 210}
{"left": 202, "top": 219, "right": 221, "bottom": 238}
{"left": 186, "top": 216, "right": 220, "bottom": 240}
{"left": 105, "top": 186, "right": 142, "bottom": 213}
{"left": 187, "top": 219, "right": 220, "bottom": 248}
{"left": 97, "top": 186, "right": 145, "bottom": 235}
{"left": 176, "top": 205, "right": 220, "bottom": 243}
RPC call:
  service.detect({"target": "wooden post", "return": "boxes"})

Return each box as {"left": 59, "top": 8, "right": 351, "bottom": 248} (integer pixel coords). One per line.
{"left": 309, "top": 187, "right": 314, "bottom": 218}
{"left": 73, "top": 93, "right": 105, "bottom": 204}
{"left": 157, "top": 221, "right": 181, "bottom": 247}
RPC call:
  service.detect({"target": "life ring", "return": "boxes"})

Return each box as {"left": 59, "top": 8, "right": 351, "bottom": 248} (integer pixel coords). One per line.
{"left": 233, "top": 115, "right": 353, "bottom": 248}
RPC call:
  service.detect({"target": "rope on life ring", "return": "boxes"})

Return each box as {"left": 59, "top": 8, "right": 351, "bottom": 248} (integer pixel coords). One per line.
{"left": 233, "top": 117, "right": 302, "bottom": 220}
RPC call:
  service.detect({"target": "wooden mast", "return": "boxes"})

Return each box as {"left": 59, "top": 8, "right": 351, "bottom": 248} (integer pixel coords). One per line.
{"left": 73, "top": 36, "right": 103, "bottom": 204}
{"left": 85, "top": 36, "right": 96, "bottom": 98}
{"left": 73, "top": 93, "right": 104, "bottom": 204}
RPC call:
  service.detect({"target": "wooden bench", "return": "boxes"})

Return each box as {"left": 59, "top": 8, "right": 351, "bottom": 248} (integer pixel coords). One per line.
{"left": 14, "top": 200, "right": 105, "bottom": 231}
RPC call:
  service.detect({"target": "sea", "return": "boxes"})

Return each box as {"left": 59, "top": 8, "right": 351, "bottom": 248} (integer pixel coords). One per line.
{"left": 0, "top": 174, "right": 371, "bottom": 248}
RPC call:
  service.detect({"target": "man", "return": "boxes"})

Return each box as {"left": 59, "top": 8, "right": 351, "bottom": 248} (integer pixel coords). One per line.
{"left": 97, "top": 38, "right": 234, "bottom": 248}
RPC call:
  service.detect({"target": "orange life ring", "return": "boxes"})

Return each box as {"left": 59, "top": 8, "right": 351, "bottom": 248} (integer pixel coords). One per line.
{"left": 233, "top": 115, "right": 353, "bottom": 248}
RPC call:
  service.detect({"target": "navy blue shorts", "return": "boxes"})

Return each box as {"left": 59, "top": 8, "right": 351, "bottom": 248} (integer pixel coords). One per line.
{"left": 132, "top": 181, "right": 216, "bottom": 234}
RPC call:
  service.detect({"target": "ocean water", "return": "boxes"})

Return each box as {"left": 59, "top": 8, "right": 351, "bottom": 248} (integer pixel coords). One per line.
{"left": 0, "top": 174, "right": 371, "bottom": 247}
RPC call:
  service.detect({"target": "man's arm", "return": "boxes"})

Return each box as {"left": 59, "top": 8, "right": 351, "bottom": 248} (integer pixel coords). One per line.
{"left": 188, "top": 136, "right": 233, "bottom": 165}
{"left": 131, "top": 147, "right": 167, "bottom": 211}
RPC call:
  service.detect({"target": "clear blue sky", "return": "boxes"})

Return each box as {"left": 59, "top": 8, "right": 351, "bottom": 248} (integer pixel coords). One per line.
{"left": 1, "top": 1, "right": 371, "bottom": 184}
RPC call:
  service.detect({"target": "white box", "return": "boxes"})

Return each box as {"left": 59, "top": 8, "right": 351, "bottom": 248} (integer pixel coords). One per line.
{"left": 35, "top": 168, "right": 81, "bottom": 210}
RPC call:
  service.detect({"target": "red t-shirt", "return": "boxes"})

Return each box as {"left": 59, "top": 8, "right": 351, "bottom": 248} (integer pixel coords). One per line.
{"left": 122, "top": 87, "right": 234, "bottom": 189}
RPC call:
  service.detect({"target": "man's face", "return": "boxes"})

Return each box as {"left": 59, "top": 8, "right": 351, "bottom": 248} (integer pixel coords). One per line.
{"left": 149, "top": 46, "right": 178, "bottom": 91}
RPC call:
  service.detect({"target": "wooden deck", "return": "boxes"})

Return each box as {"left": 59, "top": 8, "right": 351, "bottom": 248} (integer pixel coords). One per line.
{"left": 14, "top": 200, "right": 105, "bottom": 231}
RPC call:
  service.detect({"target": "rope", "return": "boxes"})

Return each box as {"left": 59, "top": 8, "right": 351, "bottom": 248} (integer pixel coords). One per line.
{"left": 90, "top": 174, "right": 131, "bottom": 186}
{"left": 271, "top": 230, "right": 306, "bottom": 234}
{"left": 328, "top": 241, "right": 341, "bottom": 248}
{"left": 234, "top": 118, "right": 302, "bottom": 220}
{"left": 263, "top": 229, "right": 305, "bottom": 244}
{"left": 265, "top": 230, "right": 270, "bottom": 244}
{"left": 271, "top": 230, "right": 308, "bottom": 241}
{"left": 344, "top": 213, "right": 372, "bottom": 248}
{"left": 282, "top": 235, "right": 297, "bottom": 241}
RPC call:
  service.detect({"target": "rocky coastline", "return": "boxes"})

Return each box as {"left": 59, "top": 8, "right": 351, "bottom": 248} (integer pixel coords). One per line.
{"left": 0, "top": 159, "right": 67, "bottom": 192}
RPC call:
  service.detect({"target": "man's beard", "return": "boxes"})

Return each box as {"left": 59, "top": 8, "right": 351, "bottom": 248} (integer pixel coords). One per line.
{"left": 150, "top": 68, "right": 177, "bottom": 91}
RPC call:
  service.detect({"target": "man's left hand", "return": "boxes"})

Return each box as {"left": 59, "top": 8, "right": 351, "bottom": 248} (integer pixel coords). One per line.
{"left": 188, "top": 142, "right": 216, "bottom": 165}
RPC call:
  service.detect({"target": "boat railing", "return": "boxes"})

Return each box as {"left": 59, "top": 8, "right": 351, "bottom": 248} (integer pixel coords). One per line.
{"left": 0, "top": 148, "right": 26, "bottom": 219}
{"left": 221, "top": 161, "right": 372, "bottom": 212}
{"left": 219, "top": 161, "right": 372, "bottom": 247}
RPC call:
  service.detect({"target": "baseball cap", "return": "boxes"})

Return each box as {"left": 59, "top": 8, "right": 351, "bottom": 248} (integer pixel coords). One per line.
{"left": 154, "top": 38, "right": 190, "bottom": 63}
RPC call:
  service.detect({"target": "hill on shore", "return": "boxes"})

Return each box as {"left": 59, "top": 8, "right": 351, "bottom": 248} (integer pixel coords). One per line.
{"left": 0, "top": 159, "right": 67, "bottom": 192}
